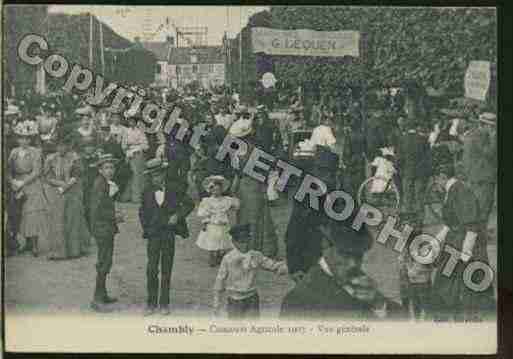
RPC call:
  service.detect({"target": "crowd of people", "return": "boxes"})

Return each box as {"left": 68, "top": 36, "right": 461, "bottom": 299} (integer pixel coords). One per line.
{"left": 3, "top": 79, "right": 497, "bottom": 321}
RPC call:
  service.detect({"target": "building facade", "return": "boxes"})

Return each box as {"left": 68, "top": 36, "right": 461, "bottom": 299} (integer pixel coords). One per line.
{"left": 168, "top": 46, "right": 225, "bottom": 89}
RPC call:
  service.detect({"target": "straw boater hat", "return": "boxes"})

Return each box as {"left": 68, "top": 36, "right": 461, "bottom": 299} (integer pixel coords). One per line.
{"left": 143, "top": 158, "right": 169, "bottom": 175}
{"left": 75, "top": 105, "right": 94, "bottom": 116}
{"left": 229, "top": 118, "right": 253, "bottom": 138}
{"left": 202, "top": 175, "right": 230, "bottom": 193}
{"left": 5, "top": 104, "right": 20, "bottom": 116}
{"left": 478, "top": 112, "right": 496, "bottom": 125}
{"left": 92, "top": 153, "right": 120, "bottom": 168}
{"left": 13, "top": 120, "right": 38, "bottom": 137}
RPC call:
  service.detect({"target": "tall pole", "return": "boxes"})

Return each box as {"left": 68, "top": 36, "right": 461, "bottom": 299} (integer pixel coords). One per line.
{"left": 89, "top": 13, "right": 93, "bottom": 68}
{"left": 239, "top": 7, "right": 243, "bottom": 98}
{"left": 99, "top": 20, "right": 105, "bottom": 76}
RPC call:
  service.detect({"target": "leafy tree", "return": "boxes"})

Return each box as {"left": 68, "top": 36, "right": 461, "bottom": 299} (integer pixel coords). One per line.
{"left": 268, "top": 6, "right": 496, "bottom": 98}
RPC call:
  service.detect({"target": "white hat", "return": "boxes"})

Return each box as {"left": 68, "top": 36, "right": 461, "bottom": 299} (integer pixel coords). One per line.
{"left": 124, "top": 108, "right": 138, "bottom": 118}
{"left": 4, "top": 104, "right": 20, "bottom": 116}
{"left": 13, "top": 120, "right": 38, "bottom": 136}
{"left": 202, "top": 175, "right": 230, "bottom": 193}
{"left": 479, "top": 112, "right": 496, "bottom": 122}
{"left": 229, "top": 118, "right": 253, "bottom": 138}
{"left": 75, "top": 105, "right": 94, "bottom": 115}
{"left": 380, "top": 147, "right": 395, "bottom": 157}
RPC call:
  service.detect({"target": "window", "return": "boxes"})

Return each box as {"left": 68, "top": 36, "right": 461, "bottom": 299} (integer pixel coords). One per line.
{"left": 176, "top": 66, "right": 181, "bottom": 74}
{"left": 192, "top": 65, "right": 198, "bottom": 73}
{"left": 191, "top": 55, "right": 198, "bottom": 63}
{"left": 156, "top": 63, "right": 162, "bottom": 74}
{"left": 208, "top": 64, "right": 214, "bottom": 72}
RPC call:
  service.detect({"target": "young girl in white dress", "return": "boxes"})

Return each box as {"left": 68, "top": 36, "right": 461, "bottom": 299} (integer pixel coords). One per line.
{"left": 196, "top": 176, "right": 240, "bottom": 267}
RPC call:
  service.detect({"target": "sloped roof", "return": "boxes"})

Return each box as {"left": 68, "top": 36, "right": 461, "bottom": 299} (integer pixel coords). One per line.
{"left": 141, "top": 41, "right": 171, "bottom": 61}
{"left": 169, "top": 46, "right": 224, "bottom": 65}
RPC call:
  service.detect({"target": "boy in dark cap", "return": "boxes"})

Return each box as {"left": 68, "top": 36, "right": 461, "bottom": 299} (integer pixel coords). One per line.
{"left": 89, "top": 154, "right": 122, "bottom": 312}
{"left": 281, "top": 220, "right": 403, "bottom": 320}
{"left": 213, "top": 224, "right": 288, "bottom": 320}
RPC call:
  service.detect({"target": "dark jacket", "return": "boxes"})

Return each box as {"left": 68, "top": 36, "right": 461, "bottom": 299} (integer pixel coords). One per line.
{"left": 89, "top": 175, "right": 118, "bottom": 238}
{"left": 139, "top": 185, "right": 194, "bottom": 239}
{"left": 397, "top": 130, "right": 432, "bottom": 179}
{"left": 280, "top": 264, "right": 404, "bottom": 321}
{"left": 461, "top": 127, "right": 496, "bottom": 183}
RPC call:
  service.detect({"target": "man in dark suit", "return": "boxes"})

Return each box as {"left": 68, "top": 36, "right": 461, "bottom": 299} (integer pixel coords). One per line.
{"left": 89, "top": 154, "right": 121, "bottom": 312}
{"left": 397, "top": 120, "right": 433, "bottom": 229}
{"left": 139, "top": 158, "right": 194, "bottom": 316}
{"left": 285, "top": 149, "right": 339, "bottom": 282}
{"left": 281, "top": 219, "right": 404, "bottom": 321}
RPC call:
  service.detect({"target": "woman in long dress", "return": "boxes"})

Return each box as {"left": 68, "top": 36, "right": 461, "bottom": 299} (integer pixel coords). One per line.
{"left": 44, "top": 131, "right": 91, "bottom": 260}
{"left": 121, "top": 116, "right": 148, "bottom": 203}
{"left": 228, "top": 115, "right": 279, "bottom": 258}
{"left": 8, "top": 120, "right": 50, "bottom": 256}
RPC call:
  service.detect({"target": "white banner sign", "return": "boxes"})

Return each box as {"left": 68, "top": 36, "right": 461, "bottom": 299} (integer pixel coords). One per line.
{"left": 464, "top": 61, "right": 491, "bottom": 101}
{"left": 251, "top": 27, "right": 360, "bottom": 58}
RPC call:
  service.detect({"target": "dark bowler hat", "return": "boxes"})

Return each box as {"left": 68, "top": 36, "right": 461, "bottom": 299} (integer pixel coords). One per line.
{"left": 229, "top": 224, "right": 251, "bottom": 242}
{"left": 327, "top": 218, "right": 373, "bottom": 257}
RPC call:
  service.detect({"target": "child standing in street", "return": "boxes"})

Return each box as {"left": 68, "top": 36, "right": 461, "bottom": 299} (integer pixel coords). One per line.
{"left": 89, "top": 153, "right": 122, "bottom": 312}
{"left": 196, "top": 176, "right": 239, "bottom": 267}
{"left": 213, "top": 224, "right": 288, "bottom": 320}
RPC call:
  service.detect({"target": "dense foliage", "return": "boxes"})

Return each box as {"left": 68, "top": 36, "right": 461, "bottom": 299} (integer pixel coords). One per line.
{"left": 268, "top": 6, "right": 497, "bottom": 97}
{"left": 3, "top": 5, "right": 48, "bottom": 95}
{"left": 3, "top": 7, "right": 158, "bottom": 95}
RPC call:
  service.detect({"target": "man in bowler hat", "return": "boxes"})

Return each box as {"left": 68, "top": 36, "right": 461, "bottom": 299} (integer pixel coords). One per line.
{"left": 281, "top": 219, "right": 403, "bottom": 320}
{"left": 139, "top": 158, "right": 194, "bottom": 316}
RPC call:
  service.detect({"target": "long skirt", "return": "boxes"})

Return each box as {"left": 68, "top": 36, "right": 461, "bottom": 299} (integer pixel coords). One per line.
{"left": 18, "top": 178, "right": 50, "bottom": 251}
{"left": 121, "top": 153, "right": 145, "bottom": 203}
{"left": 237, "top": 176, "right": 278, "bottom": 258}
{"left": 46, "top": 183, "right": 91, "bottom": 259}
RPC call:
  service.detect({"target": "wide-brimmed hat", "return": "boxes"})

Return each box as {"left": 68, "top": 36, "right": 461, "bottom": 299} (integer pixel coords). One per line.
{"left": 75, "top": 105, "right": 94, "bottom": 116}
{"left": 289, "top": 104, "right": 304, "bottom": 113}
{"left": 439, "top": 108, "right": 464, "bottom": 118}
{"left": 92, "top": 153, "right": 120, "bottom": 167}
{"left": 229, "top": 118, "right": 253, "bottom": 138}
{"left": 13, "top": 120, "right": 38, "bottom": 136}
{"left": 478, "top": 112, "right": 496, "bottom": 125}
{"left": 123, "top": 108, "right": 139, "bottom": 119}
{"left": 202, "top": 175, "right": 230, "bottom": 193}
{"left": 5, "top": 104, "right": 20, "bottom": 116}
{"left": 143, "top": 158, "right": 169, "bottom": 175}
{"left": 229, "top": 224, "right": 251, "bottom": 242}
{"left": 326, "top": 219, "right": 373, "bottom": 257}
{"left": 256, "top": 104, "right": 267, "bottom": 113}
{"left": 234, "top": 105, "right": 249, "bottom": 114}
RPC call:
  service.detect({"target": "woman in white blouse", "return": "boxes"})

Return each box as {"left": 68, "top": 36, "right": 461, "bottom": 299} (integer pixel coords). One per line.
{"left": 121, "top": 116, "right": 149, "bottom": 203}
